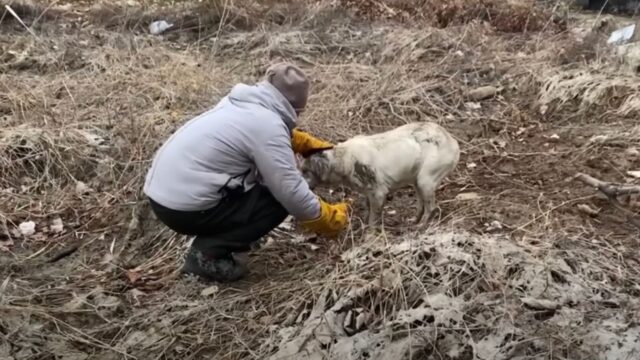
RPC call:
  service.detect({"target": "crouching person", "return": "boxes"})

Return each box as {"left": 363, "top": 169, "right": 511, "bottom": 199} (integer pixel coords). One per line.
{"left": 143, "top": 63, "right": 349, "bottom": 282}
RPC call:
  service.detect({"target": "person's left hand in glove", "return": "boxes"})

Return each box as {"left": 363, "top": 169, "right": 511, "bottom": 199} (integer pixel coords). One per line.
{"left": 291, "top": 128, "right": 333, "bottom": 157}
{"left": 300, "top": 197, "right": 350, "bottom": 238}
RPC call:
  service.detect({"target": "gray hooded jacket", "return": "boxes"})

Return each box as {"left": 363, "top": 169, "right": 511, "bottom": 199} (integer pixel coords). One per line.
{"left": 143, "top": 81, "right": 321, "bottom": 221}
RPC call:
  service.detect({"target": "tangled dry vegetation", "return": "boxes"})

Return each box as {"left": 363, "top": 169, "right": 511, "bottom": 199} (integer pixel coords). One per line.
{"left": 1, "top": 0, "right": 640, "bottom": 359}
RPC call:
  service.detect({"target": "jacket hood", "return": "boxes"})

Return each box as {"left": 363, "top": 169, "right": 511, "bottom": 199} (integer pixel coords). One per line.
{"left": 227, "top": 81, "right": 298, "bottom": 131}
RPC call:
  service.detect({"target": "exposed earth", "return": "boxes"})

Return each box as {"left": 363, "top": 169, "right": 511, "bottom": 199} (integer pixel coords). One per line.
{"left": 1, "top": 0, "right": 640, "bottom": 359}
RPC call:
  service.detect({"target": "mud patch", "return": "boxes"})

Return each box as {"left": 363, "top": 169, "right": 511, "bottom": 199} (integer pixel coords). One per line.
{"left": 266, "top": 231, "right": 640, "bottom": 360}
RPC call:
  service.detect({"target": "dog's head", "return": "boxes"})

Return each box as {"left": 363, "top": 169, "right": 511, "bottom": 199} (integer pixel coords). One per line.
{"left": 299, "top": 148, "right": 334, "bottom": 190}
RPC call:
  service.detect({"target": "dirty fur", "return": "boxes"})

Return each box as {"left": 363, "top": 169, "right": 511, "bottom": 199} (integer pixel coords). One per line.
{"left": 300, "top": 122, "right": 460, "bottom": 228}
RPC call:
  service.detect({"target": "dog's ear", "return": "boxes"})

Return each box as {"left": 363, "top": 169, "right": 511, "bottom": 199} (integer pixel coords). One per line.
{"left": 301, "top": 146, "right": 333, "bottom": 159}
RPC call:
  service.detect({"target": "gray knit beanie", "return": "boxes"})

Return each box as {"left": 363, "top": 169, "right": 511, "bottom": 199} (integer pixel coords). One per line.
{"left": 265, "top": 62, "right": 310, "bottom": 114}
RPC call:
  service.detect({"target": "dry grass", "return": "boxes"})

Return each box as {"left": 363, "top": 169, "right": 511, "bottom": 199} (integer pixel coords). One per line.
{"left": 539, "top": 65, "right": 640, "bottom": 117}
{"left": 1, "top": 0, "right": 640, "bottom": 359}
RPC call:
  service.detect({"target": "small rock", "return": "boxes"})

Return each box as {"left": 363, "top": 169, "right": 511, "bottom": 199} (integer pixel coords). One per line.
{"left": 50, "top": 217, "right": 64, "bottom": 234}
{"left": 625, "top": 147, "right": 639, "bottom": 157}
{"left": 18, "top": 221, "right": 36, "bottom": 237}
{"left": 455, "top": 192, "right": 481, "bottom": 201}
{"left": 521, "top": 297, "right": 560, "bottom": 310}
{"left": 549, "top": 133, "right": 560, "bottom": 140}
{"left": 627, "top": 170, "right": 640, "bottom": 178}
{"left": 467, "top": 162, "right": 477, "bottom": 169}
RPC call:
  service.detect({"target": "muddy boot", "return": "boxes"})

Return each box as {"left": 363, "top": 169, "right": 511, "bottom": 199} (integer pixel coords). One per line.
{"left": 181, "top": 247, "right": 248, "bottom": 282}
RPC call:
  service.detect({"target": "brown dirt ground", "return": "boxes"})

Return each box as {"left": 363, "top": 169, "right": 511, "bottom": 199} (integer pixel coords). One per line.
{"left": 1, "top": 0, "right": 640, "bottom": 359}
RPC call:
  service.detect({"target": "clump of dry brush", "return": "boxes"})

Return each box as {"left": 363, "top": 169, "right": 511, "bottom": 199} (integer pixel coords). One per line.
{"left": 339, "top": 0, "right": 567, "bottom": 33}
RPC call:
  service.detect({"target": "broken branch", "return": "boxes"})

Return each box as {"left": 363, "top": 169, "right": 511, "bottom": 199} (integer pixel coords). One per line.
{"left": 573, "top": 172, "right": 640, "bottom": 230}
{"left": 574, "top": 173, "right": 640, "bottom": 197}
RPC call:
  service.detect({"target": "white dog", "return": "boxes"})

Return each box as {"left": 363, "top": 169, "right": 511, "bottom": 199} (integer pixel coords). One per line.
{"left": 300, "top": 122, "right": 459, "bottom": 228}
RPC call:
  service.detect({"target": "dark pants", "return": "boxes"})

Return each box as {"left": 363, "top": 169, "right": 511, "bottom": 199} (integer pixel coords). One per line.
{"left": 148, "top": 185, "right": 288, "bottom": 258}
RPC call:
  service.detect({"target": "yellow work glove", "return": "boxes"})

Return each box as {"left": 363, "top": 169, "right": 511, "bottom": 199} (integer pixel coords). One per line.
{"left": 291, "top": 129, "right": 334, "bottom": 157}
{"left": 300, "top": 198, "right": 350, "bottom": 237}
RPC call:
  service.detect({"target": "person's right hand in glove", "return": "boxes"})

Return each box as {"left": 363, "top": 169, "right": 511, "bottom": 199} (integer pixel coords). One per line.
{"left": 300, "top": 198, "right": 350, "bottom": 237}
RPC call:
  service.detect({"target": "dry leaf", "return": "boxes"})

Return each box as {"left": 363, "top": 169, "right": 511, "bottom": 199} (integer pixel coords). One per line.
{"left": 201, "top": 285, "right": 219, "bottom": 297}
{"left": 495, "top": 139, "right": 507, "bottom": 148}
{"left": 96, "top": 295, "right": 121, "bottom": 308}
{"left": 278, "top": 216, "right": 294, "bottom": 230}
{"left": 577, "top": 204, "right": 599, "bottom": 216}
{"left": 263, "top": 237, "right": 276, "bottom": 248}
{"left": 101, "top": 252, "right": 115, "bottom": 264}
{"left": 355, "top": 312, "right": 369, "bottom": 330}
{"left": 290, "top": 234, "right": 307, "bottom": 244}
{"left": 486, "top": 220, "right": 503, "bottom": 232}
{"left": 0, "top": 238, "right": 14, "bottom": 252}
{"left": 589, "top": 135, "right": 608, "bottom": 143}
{"left": 75, "top": 181, "right": 91, "bottom": 195}
{"left": 465, "top": 102, "right": 482, "bottom": 110}
{"left": 467, "top": 86, "right": 500, "bottom": 101}
{"left": 539, "top": 104, "right": 548, "bottom": 115}
{"left": 125, "top": 270, "right": 142, "bottom": 284}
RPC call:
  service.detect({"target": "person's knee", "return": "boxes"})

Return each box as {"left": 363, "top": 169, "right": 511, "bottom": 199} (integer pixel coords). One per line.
{"left": 268, "top": 194, "right": 289, "bottom": 223}
{"left": 256, "top": 185, "right": 288, "bottom": 215}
